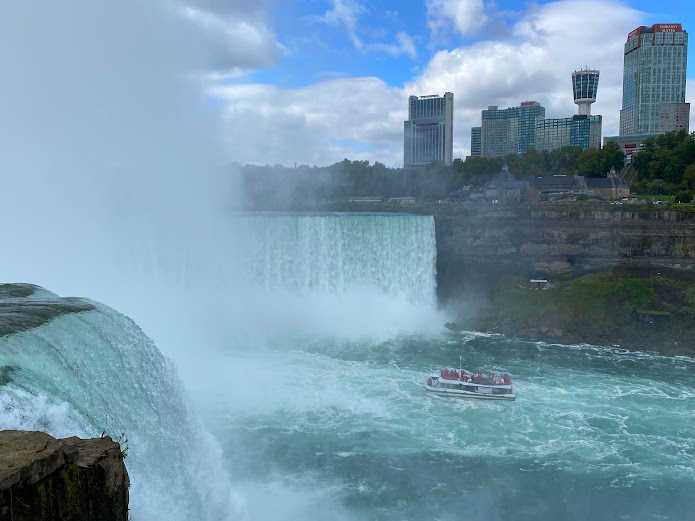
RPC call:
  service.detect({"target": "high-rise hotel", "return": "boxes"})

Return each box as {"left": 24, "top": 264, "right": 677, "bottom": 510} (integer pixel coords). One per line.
{"left": 475, "top": 69, "right": 602, "bottom": 158}
{"left": 619, "top": 24, "right": 689, "bottom": 136}
{"left": 403, "top": 92, "right": 454, "bottom": 168}
{"left": 606, "top": 23, "right": 689, "bottom": 163}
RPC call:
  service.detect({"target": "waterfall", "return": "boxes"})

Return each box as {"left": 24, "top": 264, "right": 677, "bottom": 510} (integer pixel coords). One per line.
{"left": 237, "top": 214, "right": 437, "bottom": 305}
{"left": 0, "top": 291, "right": 244, "bottom": 521}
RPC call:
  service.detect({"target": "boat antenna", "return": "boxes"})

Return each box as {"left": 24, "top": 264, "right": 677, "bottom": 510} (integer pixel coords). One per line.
{"left": 459, "top": 354, "right": 462, "bottom": 373}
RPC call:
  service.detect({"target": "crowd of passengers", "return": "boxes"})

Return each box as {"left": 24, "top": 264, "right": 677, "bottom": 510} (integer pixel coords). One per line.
{"left": 439, "top": 368, "right": 511, "bottom": 385}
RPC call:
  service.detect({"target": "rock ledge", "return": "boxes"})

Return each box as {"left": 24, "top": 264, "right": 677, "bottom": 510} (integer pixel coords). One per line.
{"left": 0, "top": 430, "right": 129, "bottom": 521}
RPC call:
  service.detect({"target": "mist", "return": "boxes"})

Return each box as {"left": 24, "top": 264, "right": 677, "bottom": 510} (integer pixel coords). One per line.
{"left": 0, "top": 0, "right": 272, "bottom": 360}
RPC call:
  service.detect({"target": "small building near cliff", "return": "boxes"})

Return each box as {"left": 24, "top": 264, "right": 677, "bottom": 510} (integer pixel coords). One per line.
{"left": 585, "top": 176, "right": 630, "bottom": 200}
{"left": 483, "top": 165, "right": 527, "bottom": 203}
{"left": 527, "top": 175, "right": 588, "bottom": 202}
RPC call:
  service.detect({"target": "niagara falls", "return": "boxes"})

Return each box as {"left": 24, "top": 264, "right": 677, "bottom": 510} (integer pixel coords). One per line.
{"left": 1, "top": 1, "right": 694, "bottom": 521}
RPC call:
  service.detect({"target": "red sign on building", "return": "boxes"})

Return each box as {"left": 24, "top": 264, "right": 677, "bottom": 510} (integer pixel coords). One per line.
{"left": 653, "top": 23, "right": 683, "bottom": 33}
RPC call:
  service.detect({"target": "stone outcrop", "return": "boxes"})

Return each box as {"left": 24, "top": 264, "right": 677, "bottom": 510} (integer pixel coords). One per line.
{"left": 0, "top": 430, "right": 129, "bottom": 521}
{"left": 0, "top": 284, "right": 94, "bottom": 337}
{"left": 433, "top": 203, "right": 695, "bottom": 300}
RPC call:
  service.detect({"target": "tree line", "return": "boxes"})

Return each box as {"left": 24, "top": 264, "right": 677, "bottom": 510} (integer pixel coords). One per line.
{"left": 241, "top": 142, "right": 627, "bottom": 208}
{"left": 630, "top": 130, "right": 695, "bottom": 202}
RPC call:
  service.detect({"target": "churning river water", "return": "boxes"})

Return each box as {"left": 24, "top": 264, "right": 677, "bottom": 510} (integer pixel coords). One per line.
{"left": 184, "top": 331, "right": 695, "bottom": 521}
{"left": 1, "top": 213, "right": 694, "bottom": 520}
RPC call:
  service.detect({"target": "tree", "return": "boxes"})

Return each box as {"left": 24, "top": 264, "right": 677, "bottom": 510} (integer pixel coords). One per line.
{"left": 600, "top": 141, "right": 625, "bottom": 175}
{"left": 578, "top": 148, "right": 603, "bottom": 177}
{"left": 674, "top": 191, "right": 692, "bottom": 204}
{"left": 682, "top": 163, "right": 695, "bottom": 191}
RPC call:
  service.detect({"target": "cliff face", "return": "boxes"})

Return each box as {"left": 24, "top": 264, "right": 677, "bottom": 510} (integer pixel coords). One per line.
{"left": 0, "top": 430, "right": 129, "bottom": 521}
{"left": 434, "top": 204, "right": 695, "bottom": 300}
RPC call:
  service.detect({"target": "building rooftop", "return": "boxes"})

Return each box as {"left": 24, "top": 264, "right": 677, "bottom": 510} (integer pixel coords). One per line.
{"left": 586, "top": 177, "right": 628, "bottom": 189}
{"left": 530, "top": 175, "right": 586, "bottom": 191}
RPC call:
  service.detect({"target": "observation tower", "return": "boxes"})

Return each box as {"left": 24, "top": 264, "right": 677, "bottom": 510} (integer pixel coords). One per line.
{"left": 572, "top": 68, "right": 600, "bottom": 115}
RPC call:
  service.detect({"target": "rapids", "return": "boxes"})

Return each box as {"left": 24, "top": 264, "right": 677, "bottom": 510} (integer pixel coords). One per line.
{"left": 185, "top": 333, "right": 695, "bottom": 521}
{"left": 1, "top": 213, "right": 694, "bottom": 520}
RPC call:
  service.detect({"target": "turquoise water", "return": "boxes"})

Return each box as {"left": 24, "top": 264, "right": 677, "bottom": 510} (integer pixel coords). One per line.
{"left": 185, "top": 331, "right": 695, "bottom": 521}
{"left": 2, "top": 213, "right": 694, "bottom": 520}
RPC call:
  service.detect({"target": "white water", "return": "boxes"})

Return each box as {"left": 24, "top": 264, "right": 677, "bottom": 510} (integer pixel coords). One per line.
{"left": 239, "top": 214, "right": 436, "bottom": 303}
{"left": 0, "top": 213, "right": 441, "bottom": 521}
{"left": 0, "top": 294, "right": 246, "bottom": 520}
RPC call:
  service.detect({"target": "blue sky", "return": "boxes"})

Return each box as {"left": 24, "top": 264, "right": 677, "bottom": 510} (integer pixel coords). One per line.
{"left": 252, "top": 0, "right": 694, "bottom": 88}
{"left": 203, "top": 0, "right": 695, "bottom": 166}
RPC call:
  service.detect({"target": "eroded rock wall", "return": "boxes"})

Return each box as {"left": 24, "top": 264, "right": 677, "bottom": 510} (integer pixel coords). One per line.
{"left": 434, "top": 204, "right": 695, "bottom": 300}
{"left": 0, "top": 430, "right": 129, "bottom": 521}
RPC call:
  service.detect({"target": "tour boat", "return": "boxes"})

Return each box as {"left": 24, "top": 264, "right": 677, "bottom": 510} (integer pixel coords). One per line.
{"left": 425, "top": 368, "right": 516, "bottom": 400}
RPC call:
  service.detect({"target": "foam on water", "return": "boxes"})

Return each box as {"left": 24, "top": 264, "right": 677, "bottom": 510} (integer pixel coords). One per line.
{"left": 186, "top": 331, "right": 695, "bottom": 520}
{"left": 0, "top": 302, "right": 245, "bottom": 521}
{"left": 3, "top": 212, "right": 694, "bottom": 520}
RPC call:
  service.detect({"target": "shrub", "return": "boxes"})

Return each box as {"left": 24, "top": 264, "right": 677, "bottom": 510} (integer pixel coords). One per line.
{"left": 674, "top": 191, "right": 693, "bottom": 204}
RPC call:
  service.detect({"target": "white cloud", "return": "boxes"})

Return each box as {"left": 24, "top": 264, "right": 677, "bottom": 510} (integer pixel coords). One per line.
{"left": 318, "top": 0, "right": 417, "bottom": 58}
{"left": 320, "top": 0, "right": 365, "bottom": 49}
{"left": 212, "top": 0, "right": 645, "bottom": 165}
{"left": 178, "top": 3, "right": 283, "bottom": 72}
{"left": 427, "top": 0, "right": 488, "bottom": 37}
{"left": 210, "top": 78, "right": 406, "bottom": 166}
{"left": 369, "top": 32, "right": 417, "bottom": 59}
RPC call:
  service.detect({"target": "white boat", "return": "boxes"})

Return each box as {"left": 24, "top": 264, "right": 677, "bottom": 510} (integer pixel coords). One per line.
{"left": 425, "top": 368, "right": 516, "bottom": 400}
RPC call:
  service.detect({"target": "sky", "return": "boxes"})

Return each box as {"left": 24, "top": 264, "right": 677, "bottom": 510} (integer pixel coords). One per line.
{"left": 199, "top": 0, "right": 695, "bottom": 167}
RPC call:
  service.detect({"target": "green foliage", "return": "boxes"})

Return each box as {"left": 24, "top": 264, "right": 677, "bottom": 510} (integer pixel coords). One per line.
{"left": 674, "top": 191, "right": 693, "bottom": 204}
{"left": 578, "top": 148, "right": 602, "bottom": 177}
{"left": 632, "top": 131, "right": 695, "bottom": 196}
{"left": 480, "top": 270, "right": 684, "bottom": 343}
{"left": 240, "top": 144, "right": 627, "bottom": 209}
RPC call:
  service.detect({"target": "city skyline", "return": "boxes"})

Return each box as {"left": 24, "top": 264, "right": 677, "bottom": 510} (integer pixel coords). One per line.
{"left": 203, "top": 0, "right": 695, "bottom": 166}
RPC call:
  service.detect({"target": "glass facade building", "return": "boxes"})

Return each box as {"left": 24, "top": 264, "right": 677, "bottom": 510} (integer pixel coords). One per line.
{"left": 403, "top": 92, "right": 454, "bottom": 167}
{"left": 657, "top": 102, "right": 690, "bottom": 133}
{"left": 536, "top": 115, "right": 602, "bottom": 152}
{"left": 470, "top": 127, "right": 481, "bottom": 157}
{"left": 619, "top": 24, "right": 689, "bottom": 136}
{"left": 572, "top": 69, "right": 599, "bottom": 115}
{"left": 481, "top": 102, "right": 545, "bottom": 158}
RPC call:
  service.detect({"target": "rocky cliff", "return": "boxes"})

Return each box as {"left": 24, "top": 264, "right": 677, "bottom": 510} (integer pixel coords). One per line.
{"left": 433, "top": 203, "right": 695, "bottom": 300}
{"left": 0, "top": 430, "right": 129, "bottom": 521}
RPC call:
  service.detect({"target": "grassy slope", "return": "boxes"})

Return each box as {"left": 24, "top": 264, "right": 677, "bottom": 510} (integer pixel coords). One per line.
{"left": 471, "top": 270, "right": 695, "bottom": 355}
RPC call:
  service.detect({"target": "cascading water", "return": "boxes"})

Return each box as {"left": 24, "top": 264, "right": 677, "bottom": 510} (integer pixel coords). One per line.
{"left": 238, "top": 214, "right": 437, "bottom": 304}
{"left": 0, "top": 213, "right": 442, "bottom": 521}
{"left": 0, "top": 290, "right": 244, "bottom": 521}
{"left": 3, "top": 213, "right": 694, "bottom": 521}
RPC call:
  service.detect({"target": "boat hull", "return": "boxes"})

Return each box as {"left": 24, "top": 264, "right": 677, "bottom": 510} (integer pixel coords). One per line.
{"left": 424, "top": 384, "right": 516, "bottom": 401}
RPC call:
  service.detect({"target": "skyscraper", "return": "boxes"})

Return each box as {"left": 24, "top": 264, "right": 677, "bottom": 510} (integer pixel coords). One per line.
{"left": 403, "top": 92, "right": 454, "bottom": 168}
{"left": 619, "top": 24, "right": 689, "bottom": 136}
{"left": 470, "top": 127, "right": 481, "bottom": 157}
{"left": 536, "top": 115, "right": 602, "bottom": 152}
{"left": 481, "top": 102, "right": 545, "bottom": 158}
